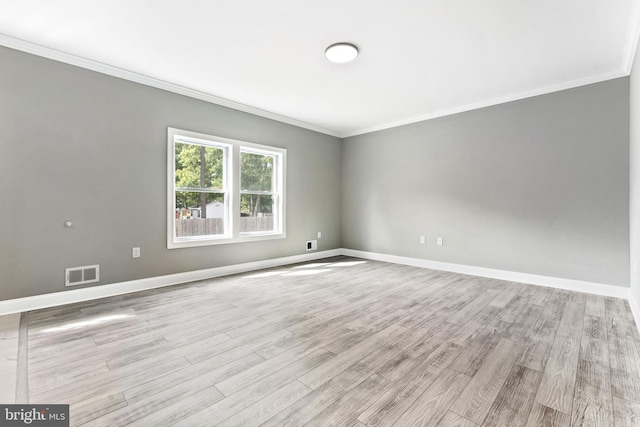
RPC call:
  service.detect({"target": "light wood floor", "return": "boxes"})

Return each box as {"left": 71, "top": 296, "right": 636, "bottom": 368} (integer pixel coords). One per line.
{"left": 0, "top": 313, "right": 20, "bottom": 403}
{"left": 25, "top": 256, "right": 640, "bottom": 426}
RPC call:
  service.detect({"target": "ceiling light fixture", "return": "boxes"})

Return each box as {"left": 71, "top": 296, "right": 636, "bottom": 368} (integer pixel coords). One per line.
{"left": 325, "top": 43, "right": 359, "bottom": 63}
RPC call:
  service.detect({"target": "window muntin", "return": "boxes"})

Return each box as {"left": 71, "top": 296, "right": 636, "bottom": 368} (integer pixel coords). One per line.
{"left": 168, "top": 128, "right": 285, "bottom": 248}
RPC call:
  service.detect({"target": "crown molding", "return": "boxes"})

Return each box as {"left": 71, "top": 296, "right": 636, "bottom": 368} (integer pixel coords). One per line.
{"left": 0, "top": 33, "right": 341, "bottom": 138}
{"left": 0, "top": 33, "right": 632, "bottom": 140}
{"left": 339, "top": 69, "right": 628, "bottom": 138}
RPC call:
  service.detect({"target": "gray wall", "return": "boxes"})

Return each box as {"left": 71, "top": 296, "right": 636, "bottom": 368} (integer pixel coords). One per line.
{"left": 0, "top": 44, "right": 632, "bottom": 301}
{"left": 0, "top": 46, "right": 342, "bottom": 301}
{"left": 631, "top": 42, "right": 640, "bottom": 303}
{"left": 342, "top": 79, "right": 630, "bottom": 286}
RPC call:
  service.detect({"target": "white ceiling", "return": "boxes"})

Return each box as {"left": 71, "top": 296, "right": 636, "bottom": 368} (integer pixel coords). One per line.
{"left": 0, "top": 0, "right": 638, "bottom": 137}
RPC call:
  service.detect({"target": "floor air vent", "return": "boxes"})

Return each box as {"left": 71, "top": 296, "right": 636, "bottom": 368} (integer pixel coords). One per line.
{"left": 65, "top": 265, "right": 99, "bottom": 286}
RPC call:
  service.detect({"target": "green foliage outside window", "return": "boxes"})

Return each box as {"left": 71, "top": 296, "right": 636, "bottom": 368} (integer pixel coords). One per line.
{"left": 241, "top": 152, "right": 274, "bottom": 217}
{"left": 174, "top": 143, "right": 224, "bottom": 212}
{"left": 174, "top": 143, "right": 276, "bottom": 218}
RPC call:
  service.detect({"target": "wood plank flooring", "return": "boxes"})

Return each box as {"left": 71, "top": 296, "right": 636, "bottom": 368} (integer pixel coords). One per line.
{"left": 24, "top": 256, "right": 640, "bottom": 426}
{"left": 0, "top": 312, "right": 20, "bottom": 403}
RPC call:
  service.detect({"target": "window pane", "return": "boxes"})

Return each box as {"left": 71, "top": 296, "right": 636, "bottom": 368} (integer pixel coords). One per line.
{"left": 240, "top": 194, "right": 274, "bottom": 233}
{"left": 175, "top": 192, "right": 225, "bottom": 237}
{"left": 175, "top": 142, "right": 224, "bottom": 189}
{"left": 240, "top": 152, "right": 273, "bottom": 191}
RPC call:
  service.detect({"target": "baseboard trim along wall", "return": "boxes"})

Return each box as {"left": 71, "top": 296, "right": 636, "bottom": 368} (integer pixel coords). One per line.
{"left": 1, "top": 247, "right": 638, "bottom": 335}
{"left": 345, "top": 248, "right": 640, "bottom": 337}
{"left": 342, "top": 249, "right": 630, "bottom": 299}
{"left": 629, "top": 291, "right": 640, "bottom": 336}
{"left": 0, "top": 249, "right": 343, "bottom": 316}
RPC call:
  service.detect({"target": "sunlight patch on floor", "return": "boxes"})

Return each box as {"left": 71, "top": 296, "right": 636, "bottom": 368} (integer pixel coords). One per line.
{"left": 325, "top": 261, "right": 368, "bottom": 267}
{"left": 42, "top": 314, "right": 134, "bottom": 333}
{"left": 293, "top": 263, "right": 332, "bottom": 269}
{"left": 281, "top": 269, "right": 332, "bottom": 277}
{"left": 242, "top": 259, "right": 368, "bottom": 279}
{"left": 243, "top": 271, "right": 292, "bottom": 278}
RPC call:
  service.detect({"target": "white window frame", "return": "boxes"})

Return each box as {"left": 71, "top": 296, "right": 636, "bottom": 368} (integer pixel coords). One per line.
{"left": 168, "top": 128, "right": 286, "bottom": 249}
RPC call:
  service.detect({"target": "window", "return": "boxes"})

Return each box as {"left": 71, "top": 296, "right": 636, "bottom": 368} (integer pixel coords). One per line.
{"left": 240, "top": 149, "right": 278, "bottom": 234}
{"left": 168, "top": 128, "right": 285, "bottom": 248}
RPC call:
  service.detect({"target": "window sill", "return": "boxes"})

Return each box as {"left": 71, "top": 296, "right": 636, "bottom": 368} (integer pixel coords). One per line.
{"left": 168, "top": 232, "right": 286, "bottom": 249}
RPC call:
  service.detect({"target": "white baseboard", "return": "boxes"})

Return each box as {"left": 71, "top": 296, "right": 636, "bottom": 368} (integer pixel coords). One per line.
{"left": 0, "top": 249, "right": 342, "bottom": 316}
{"left": 341, "top": 249, "right": 631, "bottom": 299}
{"left": 629, "top": 291, "right": 640, "bottom": 334}
{"left": 0, "top": 247, "right": 635, "bottom": 326}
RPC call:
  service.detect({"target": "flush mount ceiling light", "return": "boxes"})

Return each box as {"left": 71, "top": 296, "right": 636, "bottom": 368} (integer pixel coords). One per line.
{"left": 325, "top": 43, "right": 359, "bottom": 63}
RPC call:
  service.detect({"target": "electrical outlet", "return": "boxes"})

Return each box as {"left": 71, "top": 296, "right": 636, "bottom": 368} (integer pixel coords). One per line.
{"left": 318, "top": 231, "right": 322, "bottom": 239}
{"left": 437, "top": 237, "right": 443, "bottom": 246}
{"left": 306, "top": 240, "right": 318, "bottom": 251}
{"left": 420, "top": 236, "right": 426, "bottom": 244}
{"left": 132, "top": 247, "right": 141, "bottom": 258}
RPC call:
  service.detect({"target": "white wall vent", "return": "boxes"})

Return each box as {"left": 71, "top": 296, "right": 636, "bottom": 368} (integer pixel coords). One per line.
{"left": 65, "top": 265, "right": 100, "bottom": 286}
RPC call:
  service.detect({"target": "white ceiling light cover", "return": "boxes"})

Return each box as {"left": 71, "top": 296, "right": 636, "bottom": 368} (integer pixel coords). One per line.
{"left": 325, "top": 43, "right": 359, "bottom": 63}
{"left": 0, "top": 0, "right": 636, "bottom": 136}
